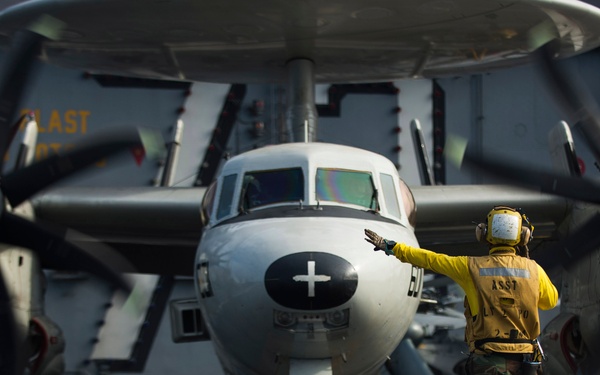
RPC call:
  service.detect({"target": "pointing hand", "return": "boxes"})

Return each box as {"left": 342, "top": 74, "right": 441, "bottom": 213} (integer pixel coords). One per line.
{"left": 364, "top": 229, "right": 396, "bottom": 256}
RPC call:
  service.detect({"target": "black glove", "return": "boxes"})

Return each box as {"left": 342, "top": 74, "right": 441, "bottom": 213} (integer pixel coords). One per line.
{"left": 364, "top": 229, "right": 396, "bottom": 256}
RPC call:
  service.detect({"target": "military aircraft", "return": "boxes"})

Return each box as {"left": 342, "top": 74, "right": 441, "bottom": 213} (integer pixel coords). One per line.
{"left": 0, "top": 0, "right": 600, "bottom": 374}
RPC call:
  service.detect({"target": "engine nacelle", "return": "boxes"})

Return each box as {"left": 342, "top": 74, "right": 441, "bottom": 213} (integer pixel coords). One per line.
{"left": 540, "top": 313, "right": 585, "bottom": 375}
{"left": 28, "top": 315, "right": 65, "bottom": 375}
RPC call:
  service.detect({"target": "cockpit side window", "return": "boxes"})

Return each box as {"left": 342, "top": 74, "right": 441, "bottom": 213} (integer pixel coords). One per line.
{"left": 201, "top": 180, "right": 217, "bottom": 225}
{"left": 398, "top": 178, "right": 417, "bottom": 227}
{"left": 315, "top": 169, "right": 376, "bottom": 210}
{"left": 240, "top": 168, "right": 303, "bottom": 210}
{"left": 380, "top": 173, "right": 401, "bottom": 220}
{"left": 217, "top": 174, "right": 237, "bottom": 220}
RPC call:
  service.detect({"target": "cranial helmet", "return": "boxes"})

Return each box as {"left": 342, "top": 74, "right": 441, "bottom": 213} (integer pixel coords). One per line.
{"left": 475, "top": 206, "right": 532, "bottom": 246}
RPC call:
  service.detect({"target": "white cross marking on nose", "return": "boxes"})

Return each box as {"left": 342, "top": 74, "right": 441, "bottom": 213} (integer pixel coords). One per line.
{"left": 293, "top": 260, "right": 331, "bottom": 297}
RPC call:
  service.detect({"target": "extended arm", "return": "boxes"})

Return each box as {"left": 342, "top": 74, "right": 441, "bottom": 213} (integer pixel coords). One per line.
{"left": 537, "top": 264, "right": 559, "bottom": 310}
{"left": 364, "top": 229, "right": 469, "bottom": 284}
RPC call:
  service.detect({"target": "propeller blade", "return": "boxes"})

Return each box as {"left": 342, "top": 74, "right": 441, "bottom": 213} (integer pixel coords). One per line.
{"left": 0, "top": 32, "right": 43, "bottom": 161}
{"left": 446, "top": 135, "right": 600, "bottom": 205}
{"left": 534, "top": 40, "right": 600, "bottom": 164}
{"left": 0, "top": 212, "right": 134, "bottom": 293}
{"left": 2, "top": 126, "right": 165, "bottom": 208}
{"left": 0, "top": 16, "right": 64, "bottom": 166}
{"left": 7, "top": 113, "right": 27, "bottom": 159}
{"left": 534, "top": 213, "right": 600, "bottom": 271}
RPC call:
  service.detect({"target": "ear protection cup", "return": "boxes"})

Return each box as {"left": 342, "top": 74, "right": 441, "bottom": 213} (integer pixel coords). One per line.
{"left": 475, "top": 223, "right": 487, "bottom": 243}
{"left": 519, "top": 226, "right": 531, "bottom": 246}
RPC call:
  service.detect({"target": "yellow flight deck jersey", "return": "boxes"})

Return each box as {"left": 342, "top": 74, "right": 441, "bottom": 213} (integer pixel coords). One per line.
{"left": 390, "top": 243, "right": 558, "bottom": 354}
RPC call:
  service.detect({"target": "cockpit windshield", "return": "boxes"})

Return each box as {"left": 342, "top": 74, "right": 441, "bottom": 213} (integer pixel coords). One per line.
{"left": 241, "top": 168, "right": 304, "bottom": 210}
{"left": 315, "top": 168, "right": 376, "bottom": 210}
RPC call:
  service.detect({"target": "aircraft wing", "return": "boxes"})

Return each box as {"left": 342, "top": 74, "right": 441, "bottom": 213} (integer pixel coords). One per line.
{"left": 32, "top": 184, "right": 568, "bottom": 276}
{"left": 32, "top": 186, "right": 206, "bottom": 276}
{"left": 411, "top": 184, "right": 569, "bottom": 256}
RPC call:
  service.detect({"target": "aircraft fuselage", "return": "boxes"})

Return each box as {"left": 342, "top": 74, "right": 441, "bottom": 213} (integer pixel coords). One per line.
{"left": 195, "top": 142, "right": 423, "bottom": 374}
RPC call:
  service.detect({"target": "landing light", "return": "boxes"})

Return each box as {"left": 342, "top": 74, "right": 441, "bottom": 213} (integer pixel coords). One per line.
{"left": 275, "top": 311, "right": 297, "bottom": 328}
{"left": 326, "top": 310, "right": 349, "bottom": 327}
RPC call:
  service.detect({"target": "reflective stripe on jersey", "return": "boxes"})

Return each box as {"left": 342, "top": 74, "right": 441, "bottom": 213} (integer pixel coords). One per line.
{"left": 479, "top": 268, "right": 530, "bottom": 278}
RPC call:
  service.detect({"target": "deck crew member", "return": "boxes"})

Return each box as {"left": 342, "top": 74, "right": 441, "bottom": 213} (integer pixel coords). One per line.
{"left": 365, "top": 206, "right": 558, "bottom": 375}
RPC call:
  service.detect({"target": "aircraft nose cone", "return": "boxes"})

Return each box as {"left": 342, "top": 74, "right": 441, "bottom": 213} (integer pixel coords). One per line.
{"left": 264, "top": 252, "right": 358, "bottom": 310}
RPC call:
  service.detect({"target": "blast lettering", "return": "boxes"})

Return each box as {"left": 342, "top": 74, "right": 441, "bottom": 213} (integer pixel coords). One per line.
{"left": 20, "top": 108, "right": 91, "bottom": 134}
{"left": 48, "top": 110, "right": 62, "bottom": 133}
{"left": 36, "top": 143, "right": 48, "bottom": 160}
{"left": 48, "top": 143, "right": 61, "bottom": 154}
{"left": 79, "top": 110, "right": 90, "bottom": 134}
{"left": 64, "top": 110, "right": 77, "bottom": 134}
